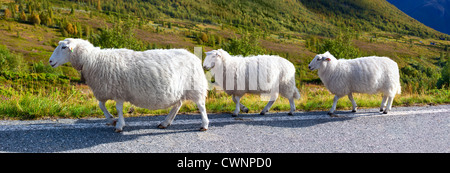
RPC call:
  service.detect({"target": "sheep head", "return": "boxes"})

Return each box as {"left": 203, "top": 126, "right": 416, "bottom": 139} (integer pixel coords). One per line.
{"left": 308, "top": 51, "right": 335, "bottom": 71}
{"left": 203, "top": 49, "right": 223, "bottom": 70}
{"left": 49, "top": 38, "right": 77, "bottom": 68}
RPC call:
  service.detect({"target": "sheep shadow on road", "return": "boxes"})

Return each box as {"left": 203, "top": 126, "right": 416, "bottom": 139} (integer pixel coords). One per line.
{"left": 0, "top": 110, "right": 360, "bottom": 153}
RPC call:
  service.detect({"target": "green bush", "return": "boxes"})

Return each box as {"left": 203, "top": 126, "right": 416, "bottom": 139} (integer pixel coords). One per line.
{"left": 90, "top": 23, "right": 147, "bottom": 51}
{"left": 401, "top": 62, "right": 440, "bottom": 93}
{"left": 437, "top": 57, "right": 450, "bottom": 89}
{"left": 0, "top": 45, "right": 25, "bottom": 72}
{"left": 312, "top": 33, "right": 363, "bottom": 59}
{"left": 223, "top": 32, "right": 266, "bottom": 56}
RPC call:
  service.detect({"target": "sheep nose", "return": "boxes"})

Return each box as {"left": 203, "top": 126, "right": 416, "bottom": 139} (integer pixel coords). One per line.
{"left": 49, "top": 60, "right": 53, "bottom": 64}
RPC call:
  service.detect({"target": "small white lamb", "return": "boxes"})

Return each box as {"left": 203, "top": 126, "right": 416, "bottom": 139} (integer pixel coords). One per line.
{"left": 203, "top": 49, "right": 300, "bottom": 116}
{"left": 308, "top": 51, "right": 401, "bottom": 116}
{"left": 49, "top": 38, "right": 209, "bottom": 132}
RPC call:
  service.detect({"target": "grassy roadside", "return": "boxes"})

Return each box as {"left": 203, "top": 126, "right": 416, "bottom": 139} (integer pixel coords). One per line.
{"left": 1, "top": 75, "right": 448, "bottom": 120}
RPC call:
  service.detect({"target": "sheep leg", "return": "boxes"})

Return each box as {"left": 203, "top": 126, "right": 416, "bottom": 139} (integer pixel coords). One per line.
{"left": 158, "top": 101, "right": 182, "bottom": 129}
{"left": 114, "top": 101, "right": 125, "bottom": 133}
{"left": 383, "top": 96, "right": 394, "bottom": 114}
{"left": 232, "top": 95, "right": 249, "bottom": 113}
{"left": 380, "top": 95, "right": 388, "bottom": 112}
{"left": 196, "top": 101, "right": 209, "bottom": 131}
{"left": 260, "top": 101, "right": 275, "bottom": 115}
{"left": 348, "top": 93, "right": 358, "bottom": 112}
{"left": 232, "top": 95, "right": 241, "bottom": 117}
{"left": 99, "top": 101, "right": 115, "bottom": 126}
{"left": 328, "top": 95, "right": 343, "bottom": 117}
{"left": 288, "top": 98, "right": 295, "bottom": 115}
{"left": 260, "top": 93, "right": 278, "bottom": 115}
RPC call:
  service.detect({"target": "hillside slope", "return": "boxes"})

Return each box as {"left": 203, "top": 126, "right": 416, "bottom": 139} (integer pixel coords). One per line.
{"left": 92, "top": 0, "right": 448, "bottom": 38}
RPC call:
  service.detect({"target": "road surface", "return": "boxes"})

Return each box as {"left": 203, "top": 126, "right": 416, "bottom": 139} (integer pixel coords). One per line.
{"left": 0, "top": 105, "right": 448, "bottom": 153}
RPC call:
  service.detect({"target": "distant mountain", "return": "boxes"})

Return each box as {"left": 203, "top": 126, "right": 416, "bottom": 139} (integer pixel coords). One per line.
{"left": 387, "top": 0, "right": 450, "bottom": 35}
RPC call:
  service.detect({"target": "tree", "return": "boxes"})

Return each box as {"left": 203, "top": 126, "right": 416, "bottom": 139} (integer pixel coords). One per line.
{"left": 76, "top": 23, "right": 83, "bottom": 38}
{"left": 97, "top": 0, "right": 102, "bottom": 11}
{"left": 30, "top": 12, "right": 41, "bottom": 25}
{"left": 314, "top": 33, "right": 362, "bottom": 59}
{"left": 65, "top": 23, "right": 75, "bottom": 35}
{"left": 437, "top": 57, "right": 450, "bottom": 89}
{"left": 20, "top": 11, "right": 27, "bottom": 22}
{"left": 3, "top": 8, "right": 12, "bottom": 19}
{"left": 200, "top": 32, "right": 208, "bottom": 43}
{"left": 223, "top": 32, "right": 266, "bottom": 56}
{"left": 209, "top": 34, "right": 216, "bottom": 47}
{"left": 40, "top": 12, "right": 52, "bottom": 26}
{"left": 70, "top": 5, "right": 75, "bottom": 15}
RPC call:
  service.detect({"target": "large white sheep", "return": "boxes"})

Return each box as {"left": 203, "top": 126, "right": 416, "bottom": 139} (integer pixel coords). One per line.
{"left": 308, "top": 51, "right": 401, "bottom": 116}
{"left": 203, "top": 49, "right": 300, "bottom": 116}
{"left": 49, "top": 38, "right": 209, "bottom": 132}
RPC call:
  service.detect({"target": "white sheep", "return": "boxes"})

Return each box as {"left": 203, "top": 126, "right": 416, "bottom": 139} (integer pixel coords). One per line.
{"left": 49, "top": 38, "right": 209, "bottom": 132}
{"left": 203, "top": 49, "right": 300, "bottom": 116}
{"left": 308, "top": 51, "right": 401, "bottom": 116}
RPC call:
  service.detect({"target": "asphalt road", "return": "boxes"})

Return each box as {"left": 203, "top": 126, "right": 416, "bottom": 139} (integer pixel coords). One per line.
{"left": 0, "top": 105, "right": 448, "bottom": 153}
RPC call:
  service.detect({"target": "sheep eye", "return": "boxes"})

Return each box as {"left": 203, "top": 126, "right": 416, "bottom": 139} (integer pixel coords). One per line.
{"left": 317, "top": 58, "right": 321, "bottom": 61}
{"left": 61, "top": 46, "right": 67, "bottom": 49}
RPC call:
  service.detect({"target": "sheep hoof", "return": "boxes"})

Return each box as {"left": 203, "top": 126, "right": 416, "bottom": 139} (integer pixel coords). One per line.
{"left": 380, "top": 108, "right": 384, "bottom": 112}
{"left": 288, "top": 112, "right": 293, "bottom": 116}
{"left": 231, "top": 113, "right": 238, "bottom": 117}
{"left": 328, "top": 112, "right": 340, "bottom": 117}
{"left": 383, "top": 111, "right": 388, "bottom": 114}
{"left": 199, "top": 127, "right": 208, "bottom": 131}
{"left": 351, "top": 110, "right": 357, "bottom": 112}
{"left": 243, "top": 108, "right": 249, "bottom": 113}
{"left": 157, "top": 124, "right": 167, "bottom": 129}
{"left": 330, "top": 114, "right": 340, "bottom": 117}
{"left": 260, "top": 111, "right": 266, "bottom": 115}
{"left": 352, "top": 107, "right": 357, "bottom": 112}
{"left": 114, "top": 128, "right": 123, "bottom": 133}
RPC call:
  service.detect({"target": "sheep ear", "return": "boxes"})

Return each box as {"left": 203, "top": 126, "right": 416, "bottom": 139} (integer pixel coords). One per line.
{"left": 64, "top": 39, "right": 76, "bottom": 53}
{"left": 215, "top": 51, "right": 222, "bottom": 58}
{"left": 66, "top": 43, "right": 75, "bottom": 53}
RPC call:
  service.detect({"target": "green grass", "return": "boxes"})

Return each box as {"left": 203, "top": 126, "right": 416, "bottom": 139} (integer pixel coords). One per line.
{"left": 1, "top": 79, "right": 448, "bottom": 120}
{"left": 0, "top": 85, "right": 99, "bottom": 119}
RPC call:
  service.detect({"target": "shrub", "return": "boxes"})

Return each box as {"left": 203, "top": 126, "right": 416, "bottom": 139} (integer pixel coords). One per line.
{"left": 313, "top": 33, "right": 362, "bottom": 59}
{"left": 0, "top": 45, "right": 25, "bottom": 72}
{"left": 437, "top": 57, "right": 450, "bottom": 89}
{"left": 3, "top": 8, "right": 12, "bottom": 19}
{"left": 200, "top": 32, "right": 208, "bottom": 43}
{"left": 29, "top": 12, "right": 41, "bottom": 25}
{"left": 19, "top": 11, "right": 27, "bottom": 22}
{"left": 223, "top": 32, "right": 266, "bottom": 56}
{"left": 90, "top": 23, "right": 146, "bottom": 51}
{"left": 65, "top": 23, "right": 75, "bottom": 35}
